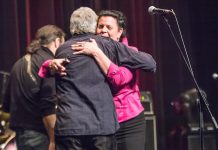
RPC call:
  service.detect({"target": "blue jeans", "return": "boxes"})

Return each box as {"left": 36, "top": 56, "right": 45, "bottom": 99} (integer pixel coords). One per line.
{"left": 15, "top": 129, "right": 49, "bottom": 150}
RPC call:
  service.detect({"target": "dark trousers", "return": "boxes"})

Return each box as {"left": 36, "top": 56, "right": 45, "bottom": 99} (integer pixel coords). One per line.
{"left": 15, "top": 129, "right": 49, "bottom": 150}
{"left": 55, "top": 134, "right": 117, "bottom": 150}
{"left": 116, "top": 112, "right": 146, "bottom": 150}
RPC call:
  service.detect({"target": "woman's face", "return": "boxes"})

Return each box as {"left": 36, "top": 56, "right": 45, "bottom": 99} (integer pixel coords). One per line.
{"left": 96, "top": 16, "right": 123, "bottom": 41}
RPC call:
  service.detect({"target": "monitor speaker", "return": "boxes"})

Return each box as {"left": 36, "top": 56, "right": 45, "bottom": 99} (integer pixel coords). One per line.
{"left": 141, "top": 91, "right": 154, "bottom": 115}
{"left": 144, "top": 115, "right": 157, "bottom": 150}
{"left": 187, "top": 133, "right": 216, "bottom": 150}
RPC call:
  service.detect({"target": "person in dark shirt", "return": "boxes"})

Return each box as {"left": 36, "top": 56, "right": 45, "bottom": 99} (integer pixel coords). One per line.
{"left": 41, "top": 7, "right": 156, "bottom": 150}
{"left": 72, "top": 10, "right": 147, "bottom": 150}
{"left": 2, "top": 25, "right": 65, "bottom": 150}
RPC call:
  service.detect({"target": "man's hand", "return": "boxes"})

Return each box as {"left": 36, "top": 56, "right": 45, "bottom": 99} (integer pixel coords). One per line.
{"left": 49, "top": 58, "right": 70, "bottom": 76}
{"left": 48, "top": 142, "right": 55, "bottom": 150}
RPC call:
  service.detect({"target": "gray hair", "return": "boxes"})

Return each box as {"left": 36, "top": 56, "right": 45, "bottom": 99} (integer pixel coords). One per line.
{"left": 70, "top": 7, "right": 98, "bottom": 35}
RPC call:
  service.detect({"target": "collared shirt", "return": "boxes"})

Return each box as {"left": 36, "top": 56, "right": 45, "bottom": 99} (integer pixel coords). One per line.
{"left": 107, "top": 63, "right": 144, "bottom": 123}
{"left": 3, "top": 47, "right": 56, "bottom": 133}
{"left": 107, "top": 37, "right": 144, "bottom": 123}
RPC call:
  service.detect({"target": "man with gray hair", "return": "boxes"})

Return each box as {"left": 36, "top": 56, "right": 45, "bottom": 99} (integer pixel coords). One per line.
{"left": 43, "top": 7, "right": 156, "bottom": 150}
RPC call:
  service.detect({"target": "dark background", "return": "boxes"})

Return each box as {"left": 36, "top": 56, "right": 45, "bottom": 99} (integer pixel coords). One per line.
{"left": 1, "top": 0, "right": 218, "bottom": 150}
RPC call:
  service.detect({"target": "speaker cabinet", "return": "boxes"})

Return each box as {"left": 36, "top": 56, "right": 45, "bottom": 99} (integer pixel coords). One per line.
{"left": 141, "top": 91, "right": 154, "bottom": 115}
{"left": 188, "top": 132, "right": 216, "bottom": 150}
{"left": 145, "top": 115, "right": 157, "bottom": 150}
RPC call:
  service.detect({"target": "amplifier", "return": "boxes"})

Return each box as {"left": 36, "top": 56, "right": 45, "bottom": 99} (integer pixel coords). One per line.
{"left": 144, "top": 115, "right": 157, "bottom": 150}
{"left": 141, "top": 91, "right": 154, "bottom": 115}
{"left": 187, "top": 132, "right": 216, "bottom": 150}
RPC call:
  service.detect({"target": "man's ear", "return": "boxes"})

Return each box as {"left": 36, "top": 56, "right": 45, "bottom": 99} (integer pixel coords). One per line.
{"left": 54, "top": 38, "right": 61, "bottom": 48}
{"left": 117, "top": 28, "right": 124, "bottom": 41}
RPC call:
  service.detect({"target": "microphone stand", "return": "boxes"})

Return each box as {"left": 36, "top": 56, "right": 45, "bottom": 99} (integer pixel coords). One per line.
{"left": 0, "top": 71, "right": 10, "bottom": 103}
{"left": 160, "top": 10, "right": 218, "bottom": 150}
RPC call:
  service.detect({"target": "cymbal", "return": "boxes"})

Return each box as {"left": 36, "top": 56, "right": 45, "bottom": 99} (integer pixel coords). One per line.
{"left": 0, "top": 111, "right": 10, "bottom": 121}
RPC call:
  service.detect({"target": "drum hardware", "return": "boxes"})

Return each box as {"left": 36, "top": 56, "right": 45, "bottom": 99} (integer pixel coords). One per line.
{"left": 0, "top": 129, "right": 16, "bottom": 150}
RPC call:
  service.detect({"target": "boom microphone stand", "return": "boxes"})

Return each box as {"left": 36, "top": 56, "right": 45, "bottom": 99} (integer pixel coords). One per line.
{"left": 149, "top": 6, "right": 218, "bottom": 150}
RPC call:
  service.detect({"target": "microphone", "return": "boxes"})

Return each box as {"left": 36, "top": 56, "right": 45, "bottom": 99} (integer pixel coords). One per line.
{"left": 148, "top": 6, "right": 173, "bottom": 15}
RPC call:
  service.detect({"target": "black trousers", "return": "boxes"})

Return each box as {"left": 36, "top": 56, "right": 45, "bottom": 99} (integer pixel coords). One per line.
{"left": 116, "top": 112, "right": 146, "bottom": 150}
{"left": 55, "top": 134, "right": 116, "bottom": 150}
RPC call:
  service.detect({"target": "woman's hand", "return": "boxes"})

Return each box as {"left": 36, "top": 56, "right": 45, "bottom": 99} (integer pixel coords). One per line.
{"left": 71, "top": 39, "right": 101, "bottom": 56}
{"left": 49, "top": 58, "right": 70, "bottom": 76}
{"left": 72, "top": 38, "right": 111, "bottom": 74}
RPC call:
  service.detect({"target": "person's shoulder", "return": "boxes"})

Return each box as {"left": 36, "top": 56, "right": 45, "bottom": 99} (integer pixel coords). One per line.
{"left": 128, "top": 45, "right": 138, "bottom": 51}
{"left": 61, "top": 38, "right": 73, "bottom": 48}
{"left": 33, "top": 48, "right": 53, "bottom": 62}
{"left": 94, "top": 35, "right": 114, "bottom": 43}
{"left": 9, "top": 56, "right": 27, "bottom": 74}
{"left": 56, "top": 39, "right": 72, "bottom": 54}
{"left": 121, "top": 37, "right": 138, "bottom": 51}
{"left": 12, "top": 57, "right": 24, "bottom": 68}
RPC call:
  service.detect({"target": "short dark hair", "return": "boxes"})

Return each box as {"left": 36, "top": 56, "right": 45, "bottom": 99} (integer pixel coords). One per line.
{"left": 98, "top": 10, "right": 127, "bottom": 41}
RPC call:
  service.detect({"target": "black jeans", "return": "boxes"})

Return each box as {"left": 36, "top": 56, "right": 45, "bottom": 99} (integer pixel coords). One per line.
{"left": 55, "top": 134, "right": 117, "bottom": 150}
{"left": 116, "top": 112, "right": 146, "bottom": 150}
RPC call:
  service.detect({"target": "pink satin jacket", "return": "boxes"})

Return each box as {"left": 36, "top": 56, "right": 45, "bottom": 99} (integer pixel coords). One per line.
{"left": 107, "top": 38, "right": 144, "bottom": 123}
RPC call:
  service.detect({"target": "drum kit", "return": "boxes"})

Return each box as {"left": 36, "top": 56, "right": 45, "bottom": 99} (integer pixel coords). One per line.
{"left": 0, "top": 71, "right": 16, "bottom": 150}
